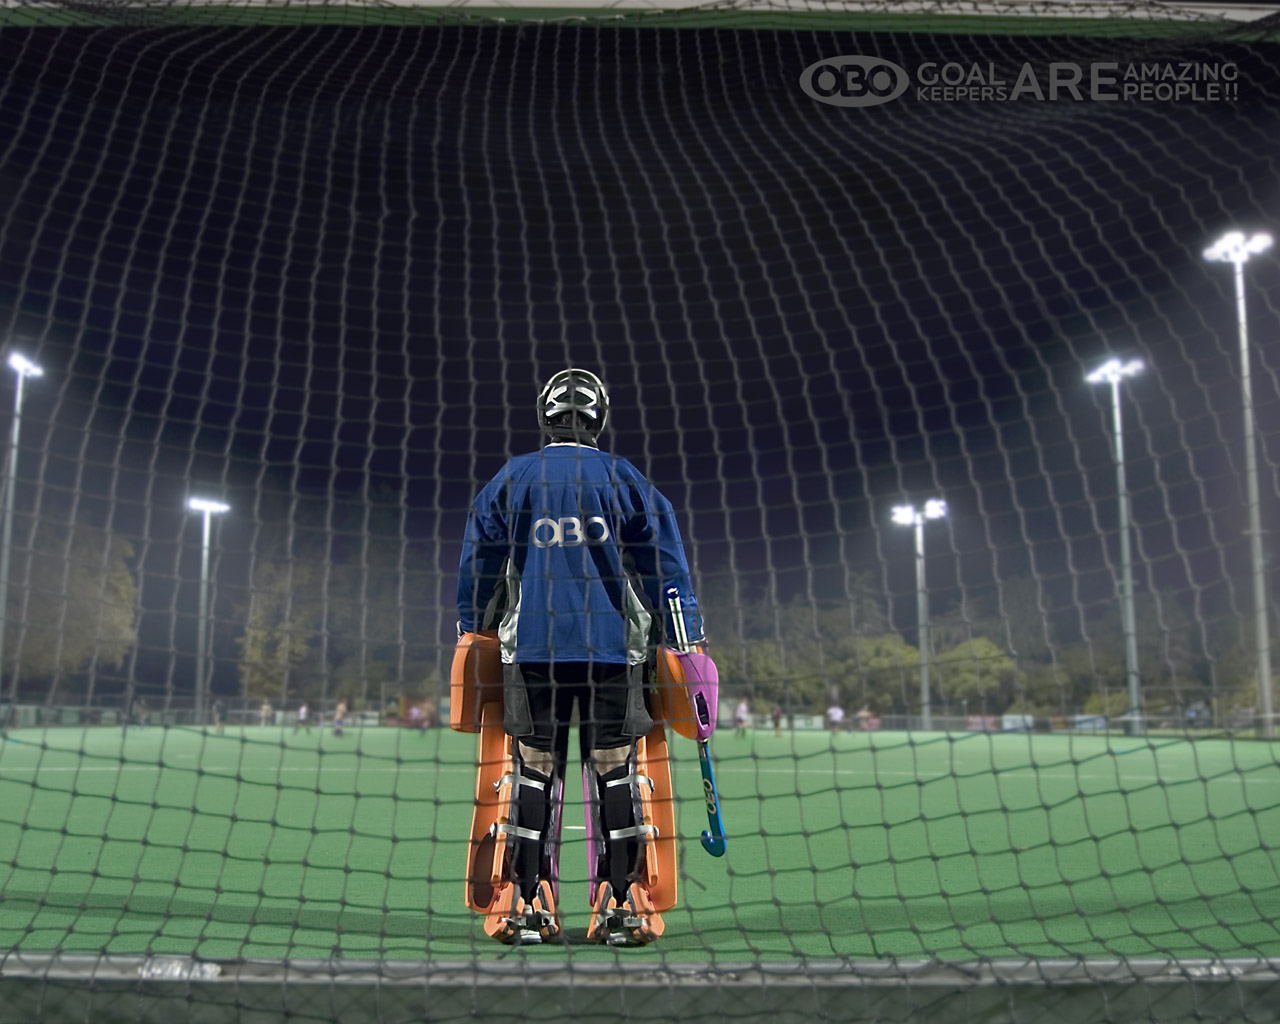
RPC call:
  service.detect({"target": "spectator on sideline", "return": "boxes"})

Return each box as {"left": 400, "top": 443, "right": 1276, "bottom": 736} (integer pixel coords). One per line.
{"left": 826, "top": 703, "right": 845, "bottom": 734}
{"left": 734, "top": 698, "right": 750, "bottom": 739}
{"left": 771, "top": 704, "right": 784, "bottom": 737}
{"left": 212, "top": 699, "right": 225, "bottom": 736}
{"left": 260, "top": 700, "right": 273, "bottom": 727}
{"left": 294, "top": 701, "right": 311, "bottom": 734}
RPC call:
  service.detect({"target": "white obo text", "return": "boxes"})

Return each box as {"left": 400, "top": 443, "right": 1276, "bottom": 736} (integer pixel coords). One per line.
{"left": 800, "top": 57, "right": 1239, "bottom": 106}
{"left": 531, "top": 516, "right": 612, "bottom": 548}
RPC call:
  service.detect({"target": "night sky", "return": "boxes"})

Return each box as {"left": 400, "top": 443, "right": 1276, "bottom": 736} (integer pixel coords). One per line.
{"left": 0, "top": 16, "right": 1278, "bottom": 700}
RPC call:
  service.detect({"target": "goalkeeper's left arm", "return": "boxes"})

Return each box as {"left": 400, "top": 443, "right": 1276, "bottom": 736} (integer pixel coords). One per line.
{"left": 620, "top": 479, "right": 705, "bottom": 650}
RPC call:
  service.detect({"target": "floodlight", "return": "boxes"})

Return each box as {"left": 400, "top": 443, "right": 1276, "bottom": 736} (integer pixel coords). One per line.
{"left": 188, "top": 498, "right": 231, "bottom": 514}
{"left": 7, "top": 353, "right": 43, "bottom": 378}
{"left": 1087, "top": 358, "right": 1144, "bottom": 386}
{"left": 1205, "top": 230, "right": 1272, "bottom": 264}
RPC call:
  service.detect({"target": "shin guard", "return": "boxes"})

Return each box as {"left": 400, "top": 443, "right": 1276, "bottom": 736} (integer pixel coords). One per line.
{"left": 458, "top": 632, "right": 568, "bottom": 922}
{"left": 582, "top": 725, "right": 677, "bottom": 913}
{"left": 464, "top": 699, "right": 512, "bottom": 912}
{"left": 466, "top": 710, "right": 566, "bottom": 918}
{"left": 456, "top": 630, "right": 509, "bottom": 911}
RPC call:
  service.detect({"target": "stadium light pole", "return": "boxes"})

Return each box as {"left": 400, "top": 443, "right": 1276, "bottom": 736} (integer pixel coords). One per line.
{"left": 1204, "top": 230, "right": 1275, "bottom": 739}
{"left": 1087, "top": 357, "right": 1145, "bottom": 736}
{"left": 892, "top": 499, "right": 947, "bottom": 731}
{"left": 0, "top": 353, "right": 43, "bottom": 694}
{"left": 187, "top": 497, "right": 230, "bottom": 726}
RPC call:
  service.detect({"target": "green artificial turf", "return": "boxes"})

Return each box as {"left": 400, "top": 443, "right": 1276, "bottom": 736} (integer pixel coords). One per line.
{"left": 1, "top": 724, "right": 1278, "bottom": 964}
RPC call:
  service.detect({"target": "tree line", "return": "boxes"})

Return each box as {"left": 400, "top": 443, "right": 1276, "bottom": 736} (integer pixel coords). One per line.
{"left": 0, "top": 513, "right": 1264, "bottom": 720}
{"left": 0, "top": 500, "right": 442, "bottom": 709}
{"left": 703, "top": 573, "right": 1260, "bottom": 719}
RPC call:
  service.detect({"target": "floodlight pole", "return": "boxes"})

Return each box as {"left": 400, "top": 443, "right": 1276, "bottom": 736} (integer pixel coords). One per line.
{"left": 913, "top": 514, "right": 931, "bottom": 732}
{"left": 894, "top": 500, "right": 945, "bottom": 731}
{"left": 0, "top": 355, "right": 42, "bottom": 694}
{"left": 1205, "top": 231, "right": 1274, "bottom": 739}
{"left": 197, "top": 510, "right": 212, "bottom": 725}
{"left": 188, "top": 498, "right": 229, "bottom": 726}
{"left": 1089, "top": 359, "right": 1144, "bottom": 736}
{"left": 1234, "top": 253, "right": 1275, "bottom": 739}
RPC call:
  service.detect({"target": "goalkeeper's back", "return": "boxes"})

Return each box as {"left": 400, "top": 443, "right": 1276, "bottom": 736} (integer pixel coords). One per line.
{"left": 456, "top": 442, "right": 703, "bottom": 666}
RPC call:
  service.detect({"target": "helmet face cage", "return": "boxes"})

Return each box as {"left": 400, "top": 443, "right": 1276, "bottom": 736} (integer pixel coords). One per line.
{"left": 538, "top": 369, "right": 610, "bottom": 438}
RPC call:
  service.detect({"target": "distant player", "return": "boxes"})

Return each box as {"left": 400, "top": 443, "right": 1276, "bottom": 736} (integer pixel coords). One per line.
{"left": 333, "top": 699, "right": 347, "bottom": 738}
{"left": 827, "top": 703, "right": 845, "bottom": 734}
{"left": 408, "top": 703, "right": 425, "bottom": 733}
{"left": 771, "top": 704, "right": 783, "bottom": 737}
{"left": 455, "top": 368, "right": 709, "bottom": 946}
{"left": 260, "top": 700, "right": 273, "bottom": 727}
{"left": 734, "top": 699, "right": 750, "bottom": 738}
{"left": 294, "top": 702, "right": 311, "bottom": 734}
{"left": 212, "top": 699, "right": 225, "bottom": 736}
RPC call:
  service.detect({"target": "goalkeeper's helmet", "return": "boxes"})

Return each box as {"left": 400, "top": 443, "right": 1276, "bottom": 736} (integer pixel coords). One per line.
{"left": 538, "top": 368, "right": 610, "bottom": 444}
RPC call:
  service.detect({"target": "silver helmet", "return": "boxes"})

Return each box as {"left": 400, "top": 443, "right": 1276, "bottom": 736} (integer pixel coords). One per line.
{"left": 537, "top": 368, "right": 610, "bottom": 441}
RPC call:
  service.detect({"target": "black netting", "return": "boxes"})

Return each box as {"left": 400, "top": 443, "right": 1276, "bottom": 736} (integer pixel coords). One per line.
{"left": 1, "top": 3, "right": 1279, "bottom": 1022}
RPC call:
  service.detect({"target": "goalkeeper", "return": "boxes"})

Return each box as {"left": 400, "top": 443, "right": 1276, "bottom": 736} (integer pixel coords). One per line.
{"left": 456, "top": 368, "right": 707, "bottom": 946}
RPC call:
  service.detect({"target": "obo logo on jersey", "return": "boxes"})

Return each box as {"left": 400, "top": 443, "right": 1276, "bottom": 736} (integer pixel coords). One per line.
{"left": 531, "top": 516, "right": 611, "bottom": 548}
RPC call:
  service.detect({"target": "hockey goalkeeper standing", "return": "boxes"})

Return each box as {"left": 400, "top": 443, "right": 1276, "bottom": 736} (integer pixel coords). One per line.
{"left": 455, "top": 368, "right": 707, "bottom": 946}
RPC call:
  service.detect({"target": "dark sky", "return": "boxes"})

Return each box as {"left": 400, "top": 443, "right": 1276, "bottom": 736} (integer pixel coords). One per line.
{"left": 1, "top": 18, "right": 1279, "bottom": 695}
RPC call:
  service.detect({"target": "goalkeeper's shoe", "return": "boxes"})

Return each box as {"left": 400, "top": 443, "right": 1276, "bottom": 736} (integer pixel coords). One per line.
{"left": 531, "top": 880, "right": 562, "bottom": 942}
{"left": 483, "top": 885, "right": 527, "bottom": 944}
{"left": 586, "top": 881, "right": 665, "bottom": 947}
{"left": 484, "top": 882, "right": 561, "bottom": 945}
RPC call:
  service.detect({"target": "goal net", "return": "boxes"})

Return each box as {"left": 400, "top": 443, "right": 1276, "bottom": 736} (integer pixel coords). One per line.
{"left": 1, "top": 1, "right": 1279, "bottom": 1021}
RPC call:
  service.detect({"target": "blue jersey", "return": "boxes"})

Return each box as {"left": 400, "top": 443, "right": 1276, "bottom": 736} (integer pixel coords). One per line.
{"left": 457, "top": 443, "right": 704, "bottom": 664}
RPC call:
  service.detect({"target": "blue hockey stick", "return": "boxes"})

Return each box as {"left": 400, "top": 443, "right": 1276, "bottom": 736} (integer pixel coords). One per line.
{"left": 697, "top": 739, "right": 726, "bottom": 857}
{"left": 667, "top": 588, "right": 726, "bottom": 858}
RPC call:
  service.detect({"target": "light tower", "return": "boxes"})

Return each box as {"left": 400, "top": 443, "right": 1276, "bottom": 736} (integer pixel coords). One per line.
{"left": 187, "top": 497, "right": 230, "bottom": 725}
{"left": 1086, "top": 357, "right": 1144, "bottom": 735}
{"left": 0, "top": 353, "right": 43, "bottom": 691}
{"left": 892, "top": 499, "right": 947, "bottom": 731}
{"left": 1204, "top": 230, "right": 1274, "bottom": 738}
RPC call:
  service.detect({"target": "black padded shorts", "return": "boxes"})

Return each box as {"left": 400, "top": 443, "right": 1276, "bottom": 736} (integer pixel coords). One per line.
{"left": 504, "top": 661, "right": 652, "bottom": 754}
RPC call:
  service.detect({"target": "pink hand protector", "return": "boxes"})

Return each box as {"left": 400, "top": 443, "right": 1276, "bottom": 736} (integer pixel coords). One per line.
{"left": 655, "top": 647, "right": 718, "bottom": 742}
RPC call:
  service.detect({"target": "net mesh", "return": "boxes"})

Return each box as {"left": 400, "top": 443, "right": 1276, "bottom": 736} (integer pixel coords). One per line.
{"left": 1, "top": 1, "right": 1280, "bottom": 1021}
